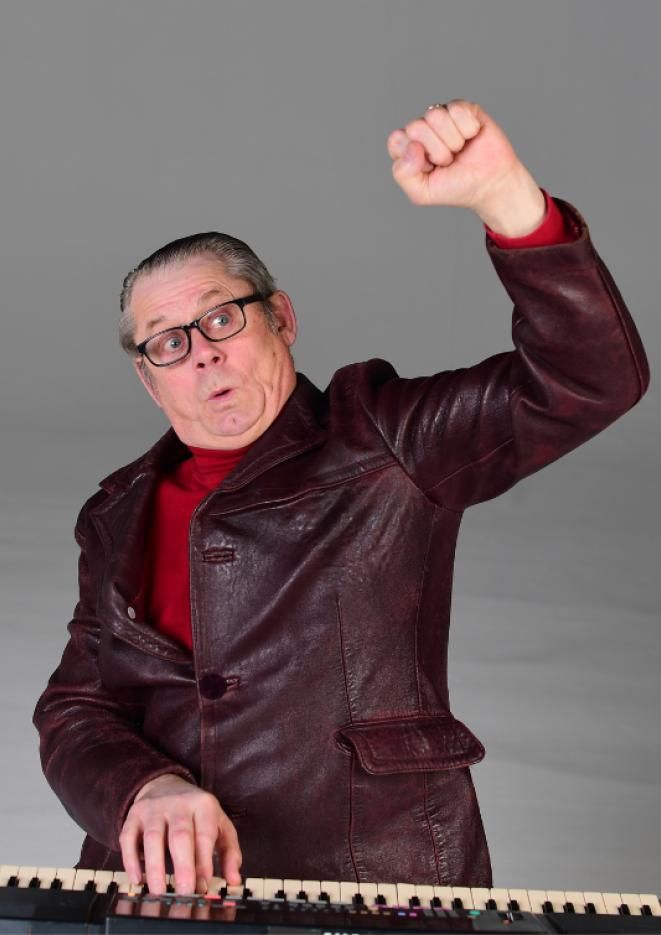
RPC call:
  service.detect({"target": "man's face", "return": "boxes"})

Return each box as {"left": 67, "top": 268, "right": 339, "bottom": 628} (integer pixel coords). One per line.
{"left": 130, "top": 256, "right": 298, "bottom": 449}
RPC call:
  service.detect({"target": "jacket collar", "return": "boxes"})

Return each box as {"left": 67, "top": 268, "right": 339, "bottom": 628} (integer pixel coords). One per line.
{"left": 98, "top": 372, "right": 328, "bottom": 496}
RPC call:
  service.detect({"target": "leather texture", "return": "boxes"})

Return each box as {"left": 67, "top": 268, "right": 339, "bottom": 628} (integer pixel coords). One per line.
{"left": 33, "top": 198, "right": 649, "bottom": 885}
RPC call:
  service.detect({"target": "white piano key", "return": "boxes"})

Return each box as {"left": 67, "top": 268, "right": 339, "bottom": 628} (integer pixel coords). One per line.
{"left": 15, "top": 867, "right": 38, "bottom": 888}
{"left": 262, "top": 877, "right": 283, "bottom": 900}
{"left": 245, "top": 876, "right": 265, "bottom": 900}
{"left": 488, "top": 888, "right": 511, "bottom": 911}
{"left": 298, "top": 879, "right": 319, "bottom": 901}
{"left": 204, "top": 875, "right": 225, "bottom": 896}
{"left": 414, "top": 884, "right": 435, "bottom": 907}
{"left": 376, "top": 882, "right": 397, "bottom": 906}
{"left": 321, "top": 880, "right": 341, "bottom": 903}
{"left": 583, "top": 891, "right": 608, "bottom": 915}
{"left": 283, "top": 878, "right": 303, "bottom": 900}
{"left": 563, "top": 890, "right": 587, "bottom": 913}
{"left": 620, "top": 892, "right": 644, "bottom": 915}
{"left": 470, "top": 886, "right": 491, "bottom": 910}
{"left": 36, "top": 868, "right": 58, "bottom": 888}
{"left": 54, "top": 868, "right": 76, "bottom": 890}
{"left": 546, "top": 890, "right": 568, "bottom": 912}
{"left": 93, "top": 870, "right": 115, "bottom": 892}
{"left": 396, "top": 883, "right": 417, "bottom": 907}
{"left": 526, "top": 889, "right": 548, "bottom": 914}
{"left": 450, "top": 886, "right": 474, "bottom": 909}
{"left": 72, "top": 868, "right": 96, "bottom": 890}
{"left": 602, "top": 891, "right": 624, "bottom": 916}
{"left": 639, "top": 894, "right": 661, "bottom": 916}
{"left": 338, "top": 881, "right": 359, "bottom": 904}
{"left": 225, "top": 883, "right": 243, "bottom": 899}
{"left": 111, "top": 871, "right": 137, "bottom": 895}
{"left": 433, "top": 885, "right": 454, "bottom": 908}
{"left": 507, "top": 888, "right": 532, "bottom": 912}
{"left": 358, "top": 881, "right": 379, "bottom": 905}
{"left": 0, "top": 866, "right": 19, "bottom": 887}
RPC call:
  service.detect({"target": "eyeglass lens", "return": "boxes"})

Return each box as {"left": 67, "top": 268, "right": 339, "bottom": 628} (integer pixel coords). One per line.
{"left": 145, "top": 303, "right": 245, "bottom": 365}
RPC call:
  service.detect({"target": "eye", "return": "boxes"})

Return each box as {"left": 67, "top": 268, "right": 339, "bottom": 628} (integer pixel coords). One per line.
{"left": 148, "top": 328, "right": 187, "bottom": 362}
{"left": 211, "top": 312, "right": 231, "bottom": 328}
{"left": 203, "top": 303, "right": 241, "bottom": 336}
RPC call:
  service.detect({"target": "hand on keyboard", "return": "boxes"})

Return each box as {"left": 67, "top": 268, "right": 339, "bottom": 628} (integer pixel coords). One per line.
{"left": 118, "top": 774, "right": 242, "bottom": 896}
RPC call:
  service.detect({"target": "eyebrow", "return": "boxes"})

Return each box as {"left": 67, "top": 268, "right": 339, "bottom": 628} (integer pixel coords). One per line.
{"left": 144, "top": 290, "right": 231, "bottom": 333}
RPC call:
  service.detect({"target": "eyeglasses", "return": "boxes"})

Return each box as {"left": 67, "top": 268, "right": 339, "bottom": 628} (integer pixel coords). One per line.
{"left": 136, "top": 292, "right": 265, "bottom": 366}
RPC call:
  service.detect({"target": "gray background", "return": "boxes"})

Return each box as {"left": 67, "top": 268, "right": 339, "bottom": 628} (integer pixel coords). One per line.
{"left": 1, "top": 0, "right": 659, "bottom": 893}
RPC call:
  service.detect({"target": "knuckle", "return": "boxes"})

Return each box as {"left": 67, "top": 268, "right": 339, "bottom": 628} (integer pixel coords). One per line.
{"left": 142, "top": 827, "right": 164, "bottom": 842}
{"left": 405, "top": 118, "right": 426, "bottom": 137}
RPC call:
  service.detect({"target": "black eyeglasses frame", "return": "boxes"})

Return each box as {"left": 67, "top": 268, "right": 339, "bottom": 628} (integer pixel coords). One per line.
{"left": 136, "top": 292, "right": 266, "bottom": 367}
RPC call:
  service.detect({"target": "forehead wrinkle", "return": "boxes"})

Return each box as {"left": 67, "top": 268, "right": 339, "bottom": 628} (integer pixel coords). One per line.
{"left": 133, "top": 267, "right": 248, "bottom": 338}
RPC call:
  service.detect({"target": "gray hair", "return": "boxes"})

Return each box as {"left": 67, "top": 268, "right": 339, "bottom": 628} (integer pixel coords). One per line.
{"left": 119, "top": 231, "right": 279, "bottom": 357}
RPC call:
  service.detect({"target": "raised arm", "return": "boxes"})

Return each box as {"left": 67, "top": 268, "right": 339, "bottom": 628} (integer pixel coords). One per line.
{"left": 364, "top": 100, "right": 649, "bottom": 509}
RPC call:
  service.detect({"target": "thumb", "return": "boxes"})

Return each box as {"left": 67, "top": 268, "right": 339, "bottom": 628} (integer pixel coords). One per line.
{"left": 392, "top": 139, "right": 433, "bottom": 181}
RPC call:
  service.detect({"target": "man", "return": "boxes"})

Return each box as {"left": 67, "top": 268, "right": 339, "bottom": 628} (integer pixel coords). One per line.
{"left": 34, "top": 99, "right": 649, "bottom": 895}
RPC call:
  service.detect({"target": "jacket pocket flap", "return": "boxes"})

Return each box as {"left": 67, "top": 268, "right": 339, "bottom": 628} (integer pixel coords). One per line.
{"left": 336, "top": 714, "right": 485, "bottom": 774}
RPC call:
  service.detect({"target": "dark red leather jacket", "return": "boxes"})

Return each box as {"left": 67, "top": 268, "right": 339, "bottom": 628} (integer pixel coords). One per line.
{"left": 33, "top": 199, "right": 649, "bottom": 886}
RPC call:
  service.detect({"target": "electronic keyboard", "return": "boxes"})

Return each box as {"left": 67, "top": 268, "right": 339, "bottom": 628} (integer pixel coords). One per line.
{"left": 1, "top": 865, "right": 659, "bottom": 932}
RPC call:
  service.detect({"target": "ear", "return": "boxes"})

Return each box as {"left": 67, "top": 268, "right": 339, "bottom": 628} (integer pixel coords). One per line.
{"left": 268, "top": 291, "right": 298, "bottom": 347}
{"left": 133, "top": 357, "right": 163, "bottom": 409}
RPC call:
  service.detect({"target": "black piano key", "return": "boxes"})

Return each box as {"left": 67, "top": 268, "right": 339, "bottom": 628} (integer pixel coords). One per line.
{"left": 486, "top": 898, "right": 497, "bottom": 910}
{"left": 28, "top": 877, "right": 40, "bottom": 889}
{"left": 452, "top": 897, "right": 464, "bottom": 910}
{"left": 49, "top": 878, "right": 62, "bottom": 890}
{"left": 620, "top": 903, "right": 631, "bottom": 915}
{"left": 375, "top": 894, "right": 386, "bottom": 905}
{"left": 586, "top": 901, "right": 597, "bottom": 914}
{"left": 642, "top": 904, "right": 653, "bottom": 916}
{"left": 431, "top": 896, "right": 442, "bottom": 908}
{"left": 84, "top": 880, "right": 96, "bottom": 892}
{"left": 352, "top": 893, "right": 364, "bottom": 906}
{"left": 7, "top": 876, "right": 18, "bottom": 888}
{"left": 166, "top": 882, "right": 175, "bottom": 894}
{"left": 141, "top": 883, "right": 149, "bottom": 896}
{"left": 243, "top": 886, "right": 253, "bottom": 899}
{"left": 410, "top": 896, "right": 421, "bottom": 907}
{"left": 319, "top": 890, "right": 330, "bottom": 902}
{"left": 274, "top": 888, "right": 286, "bottom": 900}
{"left": 296, "top": 890, "right": 307, "bottom": 901}
{"left": 543, "top": 900, "right": 555, "bottom": 913}
{"left": 564, "top": 902, "right": 576, "bottom": 913}
{"left": 508, "top": 899, "right": 520, "bottom": 912}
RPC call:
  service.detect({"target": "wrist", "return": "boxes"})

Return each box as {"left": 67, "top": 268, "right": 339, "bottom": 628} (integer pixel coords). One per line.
{"left": 475, "top": 167, "right": 547, "bottom": 238}
{"left": 134, "top": 773, "right": 187, "bottom": 803}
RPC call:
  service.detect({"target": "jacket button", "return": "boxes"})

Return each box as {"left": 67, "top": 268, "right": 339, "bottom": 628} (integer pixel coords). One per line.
{"left": 198, "top": 673, "right": 228, "bottom": 700}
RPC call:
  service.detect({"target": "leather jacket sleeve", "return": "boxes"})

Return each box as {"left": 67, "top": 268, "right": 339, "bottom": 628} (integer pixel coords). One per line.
{"left": 32, "top": 495, "right": 197, "bottom": 853}
{"left": 359, "top": 197, "right": 649, "bottom": 511}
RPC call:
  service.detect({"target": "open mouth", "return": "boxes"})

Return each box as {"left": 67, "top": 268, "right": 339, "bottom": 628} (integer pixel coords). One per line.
{"left": 209, "top": 388, "right": 233, "bottom": 400}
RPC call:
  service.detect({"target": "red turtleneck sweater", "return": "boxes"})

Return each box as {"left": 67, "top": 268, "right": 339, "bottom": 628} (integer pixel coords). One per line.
{"left": 145, "top": 189, "right": 575, "bottom": 650}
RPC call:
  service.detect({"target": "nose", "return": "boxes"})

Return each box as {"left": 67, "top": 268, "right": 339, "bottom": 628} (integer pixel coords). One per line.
{"left": 189, "top": 325, "right": 226, "bottom": 368}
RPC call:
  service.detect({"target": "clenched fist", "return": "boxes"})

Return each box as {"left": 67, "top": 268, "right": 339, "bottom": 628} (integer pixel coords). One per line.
{"left": 387, "top": 99, "right": 546, "bottom": 237}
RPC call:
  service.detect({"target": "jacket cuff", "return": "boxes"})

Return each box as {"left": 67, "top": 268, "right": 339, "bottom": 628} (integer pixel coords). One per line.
{"left": 485, "top": 189, "right": 575, "bottom": 248}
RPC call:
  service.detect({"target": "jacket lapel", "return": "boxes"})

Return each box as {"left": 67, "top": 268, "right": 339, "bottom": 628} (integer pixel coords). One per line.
{"left": 84, "top": 373, "right": 328, "bottom": 660}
